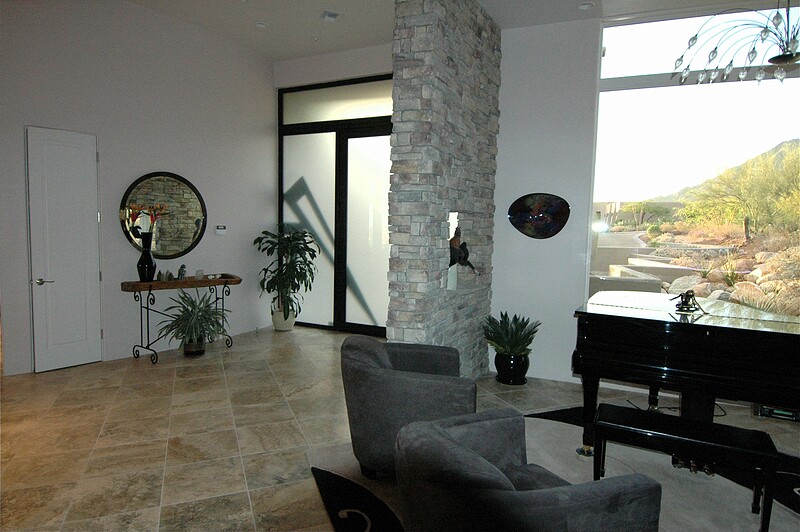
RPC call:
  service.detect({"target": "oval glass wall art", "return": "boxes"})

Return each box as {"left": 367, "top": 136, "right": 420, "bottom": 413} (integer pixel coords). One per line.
{"left": 508, "top": 193, "right": 570, "bottom": 239}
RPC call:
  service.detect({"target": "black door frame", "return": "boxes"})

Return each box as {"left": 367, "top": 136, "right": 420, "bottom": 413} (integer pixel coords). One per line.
{"left": 278, "top": 75, "right": 392, "bottom": 337}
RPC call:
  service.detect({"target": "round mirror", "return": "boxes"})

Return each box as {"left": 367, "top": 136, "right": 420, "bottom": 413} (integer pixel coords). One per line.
{"left": 119, "top": 172, "right": 207, "bottom": 259}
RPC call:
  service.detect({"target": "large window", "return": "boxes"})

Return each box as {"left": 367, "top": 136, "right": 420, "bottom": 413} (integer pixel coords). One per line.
{"left": 592, "top": 12, "right": 800, "bottom": 318}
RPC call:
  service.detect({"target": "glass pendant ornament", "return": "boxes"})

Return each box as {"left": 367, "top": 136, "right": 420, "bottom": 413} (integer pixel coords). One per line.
{"left": 708, "top": 47, "right": 718, "bottom": 62}
{"left": 774, "top": 67, "right": 787, "bottom": 82}
{"left": 761, "top": 26, "right": 770, "bottom": 42}
{"left": 773, "top": 11, "right": 784, "bottom": 29}
{"left": 738, "top": 68, "right": 749, "bottom": 80}
{"left": 789, "top": 38, "right": 799, "bottom": 54}
{"left": 748, "top": 47, "right": 758, "bottom": 63}
{"left": 675, "top": 55, "right": 684, "bottom": 69}
{"left": 709, "top": 68, "right": 720, "bottom": 82}
{"left": 688, "top": 34, "right": 698, "bottom": 48}
{"left": 697, "top": 70, "right": 708, "bottom": 83}
{"left": 755, "top": 67, "right": 766, "bottom": 82}
{"left": 724, "top": 61, "right": 734, "bottom": 79}
{"left": 681, "top": 67, "right": 690, "bottom": 82}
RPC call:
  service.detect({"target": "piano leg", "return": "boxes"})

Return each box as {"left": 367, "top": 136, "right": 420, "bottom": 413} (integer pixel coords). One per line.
{"left": 579, "top": 376, "right": 600, "bottom": 455}
{"left": 648, "top": 385, "right": 660, "bottom": 411}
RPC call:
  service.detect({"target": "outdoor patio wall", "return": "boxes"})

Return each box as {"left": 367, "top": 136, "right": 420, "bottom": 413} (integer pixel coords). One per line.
{"left": 388, "top": 0, "right": 501, "bottom": 377}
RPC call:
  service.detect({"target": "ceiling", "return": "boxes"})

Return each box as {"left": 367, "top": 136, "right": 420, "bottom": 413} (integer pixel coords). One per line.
{"left": 129, "top": 0, "right": 774, "bottom": 62}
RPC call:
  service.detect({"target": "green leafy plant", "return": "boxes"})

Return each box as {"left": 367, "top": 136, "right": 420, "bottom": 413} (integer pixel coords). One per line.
{"left": 482, "top": 311, "right": 541, "bottom": 357}
{"left": 253, "top": 225, "right": 319, "bottom": 320}
{"left": 157, "top": 288, "right": 228, "bottom": 347}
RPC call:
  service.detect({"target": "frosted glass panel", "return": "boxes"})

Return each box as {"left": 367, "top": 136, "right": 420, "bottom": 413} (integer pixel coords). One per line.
{"left": 346, "top": 136, "right": 391, "bottom": 326}
{"left": 283, "top": 133, "right": 336, "bottom": 326}
{"left": 284, "top": 80, "right": 393, "bottom": 125}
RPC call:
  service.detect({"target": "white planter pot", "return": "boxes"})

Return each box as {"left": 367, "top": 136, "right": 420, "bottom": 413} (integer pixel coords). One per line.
{"left": 272, "top": 310, "right": 296, "bottom": 331}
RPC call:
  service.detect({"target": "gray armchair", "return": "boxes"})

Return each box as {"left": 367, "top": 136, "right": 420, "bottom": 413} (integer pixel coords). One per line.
{"left": 341, "top": 335, "right": 477, "bottom": 479}
{"left": 395, "top": 408, "right": 662, "bottom": 532}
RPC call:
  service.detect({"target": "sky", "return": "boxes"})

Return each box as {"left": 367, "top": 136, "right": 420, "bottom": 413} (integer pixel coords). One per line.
{"left": 593, "top": 8, "right": 800, "bottom": 202}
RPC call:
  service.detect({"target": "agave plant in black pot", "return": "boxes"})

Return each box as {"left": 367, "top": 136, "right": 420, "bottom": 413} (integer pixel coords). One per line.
{"left": 253, "top": 225, "right": 319, "bottom": 331}
{"left": 483, "top": 311, "right": 542, "bottom": 385}
{"left": 157, "top": 288, "right": 229, "bottom": 357}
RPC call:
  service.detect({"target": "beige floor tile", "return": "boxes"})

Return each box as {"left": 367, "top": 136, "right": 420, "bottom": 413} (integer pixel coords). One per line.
{"left": 297, "top": 415, "right": 351, "bottom": 448}
{"left": 96, "top": 415, "right": 170, "bottom": 447}
{"left": 228, "top": 383, "right": 284, "bottom": 407}
{"left": 65, "top": 469, "right": 163, "bottom": 521}
{"left": 118, "top": 380, "right": 175, "bottom": 399}
{"left": 222, "top": 359, "right": 271, "bottom": 374}
{"left": 52, "top": 385, "right": 120, "bottom": 407}
{"left": 237, "top": 421, "right": 308, "bottom": 455}
{"left": 0, "top": 482, "right": 76, "bottom": 531}
{"left": 11, "top": 419, "right": 105, "bottom": 457}
{"left": 162, "top": 456, "right": 247, "bottom": 505}
{"left": 287, "top": 394, "right": 348, "bottom": 419}
{"left": 224, "top": 370, "right": 277, "bottom": 390}
{"left": 1, "top": 449, "right": 91, "bottom": 490}
{"left": 279, "top": 377, "right": 342, "bottom": 402}
{"left": 107, "top": 395, "right": 173, "bottom": 422}
{"left": 159, "top": 491, "right": 255, "bottom": 531}
{"left": 174, "top": 362, "right": 224, "bottom": 380}
{"left": 61, "top": 506, "right": 161, "bottom": 531}
{"left": 84, "top": 440, "right": 167, "bottom": 478}
{"left": 169, "top": 408, "right": 235, "bottom": 437}
{"left": 250, "top": 478, "right": 329, "bottom": 532}
{"left": 65, "top": 371, "right": 126, "bottom": 390}
{"left": 167, "top": 429, "right": 240, "bottom": 465}
{"left": 242, "top": 448, "right": 311, "bottom": 489}
{"left": 172, "top": 375, "right": 227, "bottom": 394}
{"left": 122, "top": 365, "right": 176, "bottom": 384}
{"left": 232, "top": 402, "right": 294, "bottom": 428}
{"left": 171, "top": 388, "right": 231, "bottom": 414}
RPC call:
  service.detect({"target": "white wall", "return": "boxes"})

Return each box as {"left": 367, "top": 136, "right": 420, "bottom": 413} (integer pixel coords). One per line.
{"left": 0, "top": 0, "right": 277, "bottom": 374}
{"left": 273, "top": 44, "right": 393, "bottom": 88}
{"left": 493, "top": 19, "right": 602, "bottom": 382}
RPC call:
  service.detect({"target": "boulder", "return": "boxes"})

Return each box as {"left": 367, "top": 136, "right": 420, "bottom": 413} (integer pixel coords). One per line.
{"left": 729, "top": 281, "right": 765, "bottom": 305}
{"left": 668, "top": 275, "right": 704, "bottom": 294}
{"left": 707, "top": 290, "right": 731, "bottom": 301}
{"left": 755, "top": 251, "right": 777, "bottom": 263}
{"left": 705, "top": 269, "right": 726, "bottom": 284}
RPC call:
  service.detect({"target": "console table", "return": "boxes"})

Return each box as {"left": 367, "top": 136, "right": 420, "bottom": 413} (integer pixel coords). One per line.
{"left": 120, "top": 274, "right": 242, "bottom": 364}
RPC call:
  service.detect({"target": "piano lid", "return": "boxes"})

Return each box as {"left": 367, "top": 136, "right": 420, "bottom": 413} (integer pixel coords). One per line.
{"left": 577, "top": 291, "right": 800, "bottom": 336}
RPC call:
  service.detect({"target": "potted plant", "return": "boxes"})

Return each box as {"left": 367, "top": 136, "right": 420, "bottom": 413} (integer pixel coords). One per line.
{"left": 483, "top": 311, "right": 541, "bottom": 385}
{"left": 253, "top": 225, "right": 319, "bottom": 331}
{"left": 157, "top": 288, "right": 228, "bottom": 357}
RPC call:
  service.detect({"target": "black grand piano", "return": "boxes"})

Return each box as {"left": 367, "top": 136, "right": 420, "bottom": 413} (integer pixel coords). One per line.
{"left": 572, "top": 290, "right": 800, "bottom": 449}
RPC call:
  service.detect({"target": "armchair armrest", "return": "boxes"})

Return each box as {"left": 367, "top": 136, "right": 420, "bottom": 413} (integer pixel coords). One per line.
{"left": 386, "top": 342, "right": 461, "bottom": 376}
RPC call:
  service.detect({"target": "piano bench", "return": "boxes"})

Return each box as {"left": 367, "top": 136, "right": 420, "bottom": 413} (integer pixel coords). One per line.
{"left": 593, "top": 403, "right": 779, "bottom": 532}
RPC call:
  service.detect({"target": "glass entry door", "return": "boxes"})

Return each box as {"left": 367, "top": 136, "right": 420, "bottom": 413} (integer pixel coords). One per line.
{"left": 281, "top": 127, "right": 391, "bottom": 334}
{"left": 341, "top": 134, "right": 390, "bottom": 330}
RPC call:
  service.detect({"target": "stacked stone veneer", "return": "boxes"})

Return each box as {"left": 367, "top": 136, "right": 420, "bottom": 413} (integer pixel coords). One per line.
{"left": 388, "top": 0, "right": 501, "bottom": 377}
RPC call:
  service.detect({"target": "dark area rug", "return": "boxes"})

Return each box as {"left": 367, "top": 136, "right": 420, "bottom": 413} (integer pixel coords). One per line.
{"left": 311, "top": 466, "right": 404, "bottom": 532}
{"left": 526, "top": 406, "right": 800, "bottom": 515}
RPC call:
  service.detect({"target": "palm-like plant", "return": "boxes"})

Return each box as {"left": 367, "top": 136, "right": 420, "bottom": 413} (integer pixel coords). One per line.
{"left": 157, "top": 289, "right": 228, "bottom": 353}
{"left": 253, "top": 225, "right": 319, "bottom": 320}
{"left": 482, "top": 311, "right": 541, "bottom": 356}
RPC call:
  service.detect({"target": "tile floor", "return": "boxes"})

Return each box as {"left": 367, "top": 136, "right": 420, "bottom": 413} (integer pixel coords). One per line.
{"left": 0, "top": 327, "right": 797, "bottom": 530}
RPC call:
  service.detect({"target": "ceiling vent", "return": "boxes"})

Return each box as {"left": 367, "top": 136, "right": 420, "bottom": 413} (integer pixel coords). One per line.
{"left": 319, "top": 11, "right": 341, "bottom": 23}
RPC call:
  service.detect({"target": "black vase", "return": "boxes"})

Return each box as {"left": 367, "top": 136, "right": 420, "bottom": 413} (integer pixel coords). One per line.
{"left": 137, "top": 232, "right": 156, "bottom": 282}
{"left": 495, "top": 353, "right": 529, "bottom": 385}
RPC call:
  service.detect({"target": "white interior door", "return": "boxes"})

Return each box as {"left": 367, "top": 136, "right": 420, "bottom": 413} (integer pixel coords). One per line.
{"left": 27, "top": 127, "right": 101, "bottom": 372}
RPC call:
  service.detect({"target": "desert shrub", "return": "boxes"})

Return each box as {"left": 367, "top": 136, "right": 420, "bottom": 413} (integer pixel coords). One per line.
{"left": 673, "top": 221, "right": 690, "bottom": 234}
{"left": 647, "top": 224, "right": 663, "bottom": 237}
{"left": 659, "top": 222, "right": 676, "bottom": 233}
{"left": 610, "top": 225, "right": 627, "bottom": 233}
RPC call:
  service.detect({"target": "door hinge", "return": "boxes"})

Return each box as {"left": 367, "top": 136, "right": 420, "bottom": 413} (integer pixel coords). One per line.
{"left": 99, "top": 271, "right": 102, "bottom": 282}
{"left": 97, "top": 211, "right": 101, "bottom": 223}
{"left": 100, "top": 328, "right": 104, "bottom": 339}
{"left": 96, "top": 152, "right": 100, "bottom": 163}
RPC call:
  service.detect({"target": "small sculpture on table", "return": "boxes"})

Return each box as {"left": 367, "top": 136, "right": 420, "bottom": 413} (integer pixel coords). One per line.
{"left": 177, "top": 264, "right": 186, "bottom": 280}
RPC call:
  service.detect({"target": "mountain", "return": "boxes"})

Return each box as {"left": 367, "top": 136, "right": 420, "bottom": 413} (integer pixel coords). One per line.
{"left": 651, "top": 138, "right": 800, "bottom": 203}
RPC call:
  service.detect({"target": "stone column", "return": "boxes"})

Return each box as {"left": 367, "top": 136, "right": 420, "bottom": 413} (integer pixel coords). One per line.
{"left": 388, "top": 0, "right": 501, "bottom": 377}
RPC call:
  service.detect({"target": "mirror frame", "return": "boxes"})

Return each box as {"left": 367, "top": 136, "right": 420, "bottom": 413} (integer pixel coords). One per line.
{"left": 119, "top": 171, "right": 207, "bottom": 259}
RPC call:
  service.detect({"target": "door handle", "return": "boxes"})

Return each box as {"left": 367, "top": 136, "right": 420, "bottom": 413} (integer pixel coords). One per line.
{"left": 34, "top": 278, "right": 55, "bottom": 285}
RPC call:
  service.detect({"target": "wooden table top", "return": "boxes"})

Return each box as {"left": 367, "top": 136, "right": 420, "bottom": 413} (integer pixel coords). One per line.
{"left": 120, "top": 273, "right": 242, "bottom": 292}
